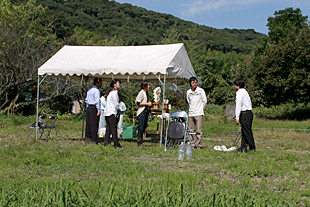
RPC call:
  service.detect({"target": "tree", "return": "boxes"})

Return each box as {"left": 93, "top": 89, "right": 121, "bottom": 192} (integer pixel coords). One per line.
{"left": 267, "top": 8, "right": 308, "bottom": 43}
{"left": 249, "top": 8, "right": 310, "bottom": 106}
{"left": 0, "top": 0, "right": 62, "bottom": 114}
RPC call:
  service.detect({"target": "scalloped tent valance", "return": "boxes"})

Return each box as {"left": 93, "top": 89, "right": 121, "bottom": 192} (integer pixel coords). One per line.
{"left": 38, "top": 43, "right": 196, "bottom": 81}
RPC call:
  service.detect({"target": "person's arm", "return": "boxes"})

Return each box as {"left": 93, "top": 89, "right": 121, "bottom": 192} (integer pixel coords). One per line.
{"left": 136, "top": 91, "right": 152, "bottom": 107}
{"left": 186, "top": 90, "right": 190, "bottom": 104}
{"left": 95, "top": 89, "right": 101, "bottom": 116}
{"left": 113, "top": 91, "right": 120, "bottom": 111}
{"left": 235, "top": 92, "right": 242, "bottom": 124}
{"left": 201, "top": 89, "right": 207, "bottom": 109}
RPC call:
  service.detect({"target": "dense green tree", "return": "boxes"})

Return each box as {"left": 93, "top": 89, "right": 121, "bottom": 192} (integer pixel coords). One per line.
{"left": 267, "top": 8, "right": 308, "bottom": 43}
{"left": 248, "top": 8, "right": 310, "bottom": 106}
{"left": 0, "top": 0, "right": 59, "bottom": 114}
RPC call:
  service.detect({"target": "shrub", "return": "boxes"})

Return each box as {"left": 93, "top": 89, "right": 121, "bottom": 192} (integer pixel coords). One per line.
{"left": 254, "top": 103, "right": 310, "bottom": 120}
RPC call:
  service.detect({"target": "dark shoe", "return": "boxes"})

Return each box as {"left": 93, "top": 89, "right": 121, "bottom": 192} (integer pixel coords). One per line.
{"left": 137, "top": 142, "right": 142, "bottom": 147}
{"left": 114, "top": 144, "right": 122, "bottom": 148}
{"left": 249, "top": 148, "right": 256, "bottom": 152}
{"left": 234, "top": 147, "right": 247, "bottom": 153}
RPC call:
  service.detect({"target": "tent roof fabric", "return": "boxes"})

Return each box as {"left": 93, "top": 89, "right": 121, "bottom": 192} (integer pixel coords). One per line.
{"left": 38, "top": 43, "right": 196, "bottom": 81}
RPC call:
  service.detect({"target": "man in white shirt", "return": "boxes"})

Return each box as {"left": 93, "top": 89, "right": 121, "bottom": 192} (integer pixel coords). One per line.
{"left": 234, "top": 78, "right": 256, "bottom": 152}
{"left": 85, "top": 77, "right": 102, "bottom": 144}
{"left": 187, "top": 77, "right": 207, "bottom": 149}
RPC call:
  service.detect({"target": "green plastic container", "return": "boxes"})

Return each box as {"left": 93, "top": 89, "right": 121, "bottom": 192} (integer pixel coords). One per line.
{"left": 122, "top": 126, "right": 137, "bottom": 138}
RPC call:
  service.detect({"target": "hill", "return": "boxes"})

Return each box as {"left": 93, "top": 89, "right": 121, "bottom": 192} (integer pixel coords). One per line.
{"left": 14, "top": 0, "right": 266, "bottom": 54}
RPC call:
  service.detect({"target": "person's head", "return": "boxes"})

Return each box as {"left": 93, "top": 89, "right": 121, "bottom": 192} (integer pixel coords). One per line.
{"left": 101, "top": 91, "right": 106, "bottom": 97}
{"left": 234, "top": 78, "right": 245, "bottom": 90}
{"left": 189, "top": 77, "right": 198, "bottom": 90}
{"left": 110, "top": 79, "right": 121, "bottom": 90}
{"left": 141, "top": 80, "right": 150, "bottom": 91}
{"left": 93, "top": 77, "right": 102, "bottom": 88}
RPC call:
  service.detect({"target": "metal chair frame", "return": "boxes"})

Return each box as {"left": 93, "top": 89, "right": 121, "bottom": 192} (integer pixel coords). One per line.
{"left": 232, "top": 131, "right": 241, "bottom": 147}
{"left": 28, "top": 115, "right": 58, "bottom": 140}
{"left": 164, "top": 111, "right": 198, "bottom": 151}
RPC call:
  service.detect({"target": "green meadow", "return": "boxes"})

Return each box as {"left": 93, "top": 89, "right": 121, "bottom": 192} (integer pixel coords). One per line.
{"left": 0, "top": 108, "right": 309, "bottom": 206}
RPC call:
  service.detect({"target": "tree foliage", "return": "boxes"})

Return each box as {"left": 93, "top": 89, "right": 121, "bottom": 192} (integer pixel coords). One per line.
{"left": 243, "top": 8, "right": 310, "bottom": 106}
{"left": 267, "top": 8, "right": 308, "bottom": 43}
{"left": 0, "top": 0, "right": 60, "bottom": 114}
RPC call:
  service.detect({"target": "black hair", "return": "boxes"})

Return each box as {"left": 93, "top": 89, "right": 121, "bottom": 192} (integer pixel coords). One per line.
{"left": 109, "top": 79, "right": 121, "bottom": 88}
{"left": 141, "top": 80, "right": 149, "bottom": 90}
{"left": 234, "top": 78, "right": 245, "bottom": 88}
{"left": 188, "top": 77, "right": 197, "bottom": 86}
{"left": 93, "top": 77, "right": 102, "bottom": 85}
{"left": 100, "top": 91, "right": 106, "bottom": 97}
{"left": 106, "top": 79, "right": 121, "bottom": 97}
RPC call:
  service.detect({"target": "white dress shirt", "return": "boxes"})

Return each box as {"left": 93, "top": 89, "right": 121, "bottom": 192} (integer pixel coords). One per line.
{"left": 187, "top": 86, "right": 207, "bottom": 117}
{"left": 85, "top": 86, "right": 101, "bottom": 111}
{"left": 235, "top": 88, "right": 252, "bottom": 120}
{"left": 104, "top": 90, "right": 120, "bottom": 117}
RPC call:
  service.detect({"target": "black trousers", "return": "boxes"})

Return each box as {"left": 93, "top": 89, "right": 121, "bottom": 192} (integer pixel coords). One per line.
{"left": 104, "top": 115, "right": 120, "bottom": 147}
{"left": 240, "top": 110, "right": 256, "bottom": 150}
{"left": 86, "top": 105, "right": 99, "bottom": 144}
{"left": 137, "top": 111, "right": 148, "bottom": 143}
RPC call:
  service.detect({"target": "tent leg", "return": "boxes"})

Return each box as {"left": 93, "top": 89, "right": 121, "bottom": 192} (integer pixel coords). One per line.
{"left": 81, "top": 76, "right": 88, "bottom": 140}
{"left": 160, "top": 74, "right": 166, "bottom": 147}
{"left": 35, "top": 75, "right": 40, "bottom": 139}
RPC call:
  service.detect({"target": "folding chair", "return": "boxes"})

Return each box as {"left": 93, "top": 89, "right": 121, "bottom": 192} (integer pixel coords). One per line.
{"left": 232, "top": 131, "right": 241, "bottom": 147}
{"left": 28, "top": 115, "right": 59, "bottom": 140}
{"left": 44, "top": 115, "right": 59, "bottom": 140}
{"left": 28, "top": 114, "right": 48, "bottom": 139}
{"left": 164, "top": 111, "right": 198, "bottom": 151}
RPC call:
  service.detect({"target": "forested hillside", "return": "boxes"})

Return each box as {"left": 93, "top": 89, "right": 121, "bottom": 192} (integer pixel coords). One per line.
{"left": 13, "top": 0, "right": 265, "bottom": 53}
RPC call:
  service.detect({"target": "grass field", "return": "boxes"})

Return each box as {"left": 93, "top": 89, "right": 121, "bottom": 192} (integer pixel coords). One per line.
{"left": 0, "top": 108, "right": 309, "bottom": 206}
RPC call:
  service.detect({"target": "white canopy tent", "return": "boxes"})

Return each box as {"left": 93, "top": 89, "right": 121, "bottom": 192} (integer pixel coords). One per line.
{"left": 36, "top": 43, "right": 196, "bottom": 144}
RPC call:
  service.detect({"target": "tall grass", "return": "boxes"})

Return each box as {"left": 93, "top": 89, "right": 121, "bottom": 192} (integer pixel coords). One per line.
{"left": 0, "top": 112, "right": 309, "bottom": 206}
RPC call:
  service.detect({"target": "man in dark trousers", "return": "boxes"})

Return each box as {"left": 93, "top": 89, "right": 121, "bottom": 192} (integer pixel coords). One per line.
{"left": 85, "top": 77, "right": 102, "bottom": 144}
{"left": 234, "top": 78, "right": 256, "bottom": 152}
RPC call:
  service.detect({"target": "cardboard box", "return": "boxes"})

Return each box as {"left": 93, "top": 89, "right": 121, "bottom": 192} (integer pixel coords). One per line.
{"left": 122, "top": 126, "right": 137, "bottom": 138}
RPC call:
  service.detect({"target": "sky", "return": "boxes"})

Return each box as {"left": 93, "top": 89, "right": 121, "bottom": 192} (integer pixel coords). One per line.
{"left": 113, "top": 0, "right": 310, "bottom": 34}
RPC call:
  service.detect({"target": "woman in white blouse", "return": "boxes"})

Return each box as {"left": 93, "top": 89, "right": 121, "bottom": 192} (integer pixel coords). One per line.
{"left": 135, "top": 81, "right": 152, "bottom": 146}
{"left": 103, "top": 79, "right": 122, "bottom": 148}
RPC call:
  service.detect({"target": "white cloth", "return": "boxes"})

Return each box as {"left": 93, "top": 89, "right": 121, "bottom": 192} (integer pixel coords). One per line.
{"left": 156, "top": 113, "right": 170, "bottom": 119}
{"left": 187, "top": 86, "right": 207, "bottom": 117}
{"left": 135, "top": 89, "right": 148, "bottom": 117}
{"left": 100, "top": 96, "right": 106, "bottom": 111}
{"left": 213, "top": 145, "right": 236, "bottom": 152}
{"left": 235, "top": 88, "right": 252, "bottom": 120}
{"left": 38, "top": 44, "right": 196, "bottom": 81}
{"left": 119, "top": 101, "right": 127, "bottom": 112}
{"left": 104, "top": 90, "right": 120, "bottom": 117}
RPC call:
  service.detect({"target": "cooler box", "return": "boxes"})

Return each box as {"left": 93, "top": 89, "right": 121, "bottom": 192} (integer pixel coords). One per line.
{"left": 122, "top": 126, "right": 137, "bottom": 138}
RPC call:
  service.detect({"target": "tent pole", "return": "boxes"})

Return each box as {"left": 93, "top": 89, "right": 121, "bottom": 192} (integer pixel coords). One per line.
{"left": 160, "top": 74, "right": 166, "bottom": 147}
{"left": 81, "top": 76, "right": 88, "bottom": 139}
{"left": 35, "top": 75, "right": 40, "bottom": 139}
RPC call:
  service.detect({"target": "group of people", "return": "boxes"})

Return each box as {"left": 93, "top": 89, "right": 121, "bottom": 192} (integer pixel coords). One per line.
{"left": 85, "top": 76, "right": 256, "bottom": 152}
{"left": 85, "top": 78, "right": 152, "bottom": 148}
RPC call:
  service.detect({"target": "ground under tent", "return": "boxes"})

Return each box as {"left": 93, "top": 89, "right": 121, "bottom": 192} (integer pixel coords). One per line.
{"left": 36, "top": 43, "right": 196, "bottom": 144}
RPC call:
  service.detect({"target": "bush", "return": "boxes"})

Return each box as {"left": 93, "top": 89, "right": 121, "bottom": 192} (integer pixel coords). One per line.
{"left": 254, "top": 103, "right": 310, "bottom": 120}
{"left": 205, "top": 104, "right": 224, "bottom": 115}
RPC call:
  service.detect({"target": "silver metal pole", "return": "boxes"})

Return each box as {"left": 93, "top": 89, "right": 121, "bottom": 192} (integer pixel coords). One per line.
{"left": 35, "top": 75, "right": 40, "bottom": 139}
{"left": 159, "top": 74, "right": 166, "bottom": 147}
{"left": 82, "top": 76, "right": 88, "bottom": 139}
